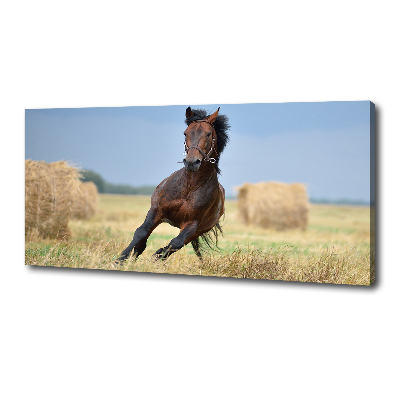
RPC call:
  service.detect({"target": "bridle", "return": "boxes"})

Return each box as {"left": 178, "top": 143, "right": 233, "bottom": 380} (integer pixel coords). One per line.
{"left": 183, "top": 120, "right": 218, "bottom": 164}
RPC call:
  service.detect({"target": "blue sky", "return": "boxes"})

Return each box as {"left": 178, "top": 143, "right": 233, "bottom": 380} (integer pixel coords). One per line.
{"left": 25, "top": 101, "right": 372, "bottom": 202}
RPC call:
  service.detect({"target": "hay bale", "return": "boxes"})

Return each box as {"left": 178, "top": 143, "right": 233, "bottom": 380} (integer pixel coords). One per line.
{"left": 237, "top": 181, "right": 310, "bottom": 230}
{"left": 25, "top": 160, "right": 81, "bottom": 239}
{"left": 72, "top": 181, "right": 98, "bottom": 220}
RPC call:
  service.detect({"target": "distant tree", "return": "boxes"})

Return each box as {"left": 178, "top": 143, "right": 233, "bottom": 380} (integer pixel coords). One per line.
{"left": 104, "top": 183, "right": 156, "bottom": 195}
{"left": 310, "top": 197, "right": 369, "bottom": 205}
{"left": 80, "top": 169, "right": 156, "bottom": 195}
{"left": 80, "top": 170, "right": 105, "bottom": 193}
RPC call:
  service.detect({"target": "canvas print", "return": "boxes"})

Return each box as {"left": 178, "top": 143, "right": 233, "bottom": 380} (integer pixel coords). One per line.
{"left": 25, "top": 102, "right": 375, "bottom": 285}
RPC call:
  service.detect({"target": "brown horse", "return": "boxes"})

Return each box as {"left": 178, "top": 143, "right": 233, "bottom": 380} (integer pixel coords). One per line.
{"left": 117, "top": 106, "right": 230, "bottom": 263}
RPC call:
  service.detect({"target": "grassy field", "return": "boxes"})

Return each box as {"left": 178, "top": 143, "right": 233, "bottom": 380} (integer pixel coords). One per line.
{"left": 25, "top": 194, "right": 374, "bottom": 285}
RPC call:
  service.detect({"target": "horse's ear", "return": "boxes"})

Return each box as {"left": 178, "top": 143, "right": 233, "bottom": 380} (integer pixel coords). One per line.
{"left": 207, "top": 107, "right": 220, "bottom": 124}
{"left": 186, "top": 107, "right": 193, "bottom": 118}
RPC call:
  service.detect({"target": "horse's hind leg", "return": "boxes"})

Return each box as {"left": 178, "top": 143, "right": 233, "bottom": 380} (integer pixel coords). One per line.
{"left": 153, "top": 222, "right": 199, "bottom": 260}
{"left": 117, "top": 208, "right": 160, "bottom": 263}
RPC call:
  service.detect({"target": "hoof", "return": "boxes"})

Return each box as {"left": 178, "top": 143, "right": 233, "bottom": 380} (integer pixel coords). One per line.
{"left": 153, "top": 247, "right": 171, "bottom": 261}
{"left": 152, "top": 253, "right": 164, "bottom": 262}
{"left": 113, "top": 255, "right": 128, "bottom": 268}
{"left": 110, "top": 260, "right": 121, "bottom": 269}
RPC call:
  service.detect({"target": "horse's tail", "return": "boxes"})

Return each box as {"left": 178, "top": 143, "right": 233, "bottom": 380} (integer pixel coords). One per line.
{"left": 191, "top": 221, "right": 223, "bottom": 258}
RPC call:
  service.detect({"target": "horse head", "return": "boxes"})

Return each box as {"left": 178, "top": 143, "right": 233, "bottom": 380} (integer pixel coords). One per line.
{"left": 183, "top": 107, "right": 220, "bottom": 172}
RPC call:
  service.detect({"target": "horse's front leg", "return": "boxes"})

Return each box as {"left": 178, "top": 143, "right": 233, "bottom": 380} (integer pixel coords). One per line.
{"left": 153, "top": 221, "right": 199, "bottom": 260}
{"left": 117, "top": 208, "right": 160, "bottom": 263}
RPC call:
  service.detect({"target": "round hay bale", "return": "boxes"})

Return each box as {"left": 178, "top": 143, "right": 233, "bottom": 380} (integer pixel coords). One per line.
{"left": 237, "top": 181, "right": 310, "bottom": 230}
{"left": 72, "top": 181, "right": 98, "bottom": 220}
{"left": 25, "top": 160, "right": 81, "bottom": 239}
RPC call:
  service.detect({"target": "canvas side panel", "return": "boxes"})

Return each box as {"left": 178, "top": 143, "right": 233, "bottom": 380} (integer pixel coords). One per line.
{"left": 370, "top": 101, "right": 376, "bottom": 284}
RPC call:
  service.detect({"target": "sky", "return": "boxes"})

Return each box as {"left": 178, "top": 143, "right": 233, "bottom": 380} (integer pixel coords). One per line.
{"left": 25, "top": 101, "right": 373, "bottom": 202}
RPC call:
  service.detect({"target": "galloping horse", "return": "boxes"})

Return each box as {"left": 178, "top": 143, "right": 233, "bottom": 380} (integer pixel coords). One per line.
{"left": 117, "top": 106, "right": 230, "bottom": 263}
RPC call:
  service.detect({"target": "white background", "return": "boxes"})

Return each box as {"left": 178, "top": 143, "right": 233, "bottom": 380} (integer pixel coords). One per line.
{"left": 1, "top": 1, "right": 399, "bottom": 399}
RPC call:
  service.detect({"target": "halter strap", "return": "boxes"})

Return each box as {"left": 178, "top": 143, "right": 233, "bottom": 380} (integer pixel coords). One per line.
{"left": 188, "top": 119, "right": 215, "bottom": 128}
{"left": 184, "top": 140, "right": 217, "bottom": 164}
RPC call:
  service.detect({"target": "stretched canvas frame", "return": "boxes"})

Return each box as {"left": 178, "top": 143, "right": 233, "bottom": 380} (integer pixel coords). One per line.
{"left": 25, "top": 101, "right": 376, "bottom": 285}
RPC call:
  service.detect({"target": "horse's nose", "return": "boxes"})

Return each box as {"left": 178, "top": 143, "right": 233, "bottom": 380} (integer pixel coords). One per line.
{"left": 192, "top": 159, "right": 201, "bottom": 168}
{"left": 183, "top": 158, "right": 201, "bottom": 171}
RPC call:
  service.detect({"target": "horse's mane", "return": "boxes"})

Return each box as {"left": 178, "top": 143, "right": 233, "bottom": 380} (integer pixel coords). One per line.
{"left": 185, "top": 108, "right": 230, "bottom": 175}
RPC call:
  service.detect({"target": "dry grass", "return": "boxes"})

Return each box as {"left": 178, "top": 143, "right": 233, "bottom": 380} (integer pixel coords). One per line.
{"left": 111, "top": 245, "right": 372, "bottom": 285}
{"left": 25, "top": 194, "right": 374, "bottom": 286}
{"left": 237, "top": 182, "right": 309, "bottom": 230}
{"left": 25, "top": 160, "right": 81, "bottom": 239}
{"left": 199, "top": 246, "right": 372, "bottom": 284}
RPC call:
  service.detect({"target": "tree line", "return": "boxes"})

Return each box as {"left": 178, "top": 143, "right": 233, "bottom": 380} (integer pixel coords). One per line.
{"left": 80, "top": 170, "right": 156, "bottom": 195}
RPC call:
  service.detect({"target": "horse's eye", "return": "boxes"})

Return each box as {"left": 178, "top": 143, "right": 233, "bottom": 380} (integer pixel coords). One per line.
{"left": 207, "top": 132, "right": 212, "bottom": 137}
